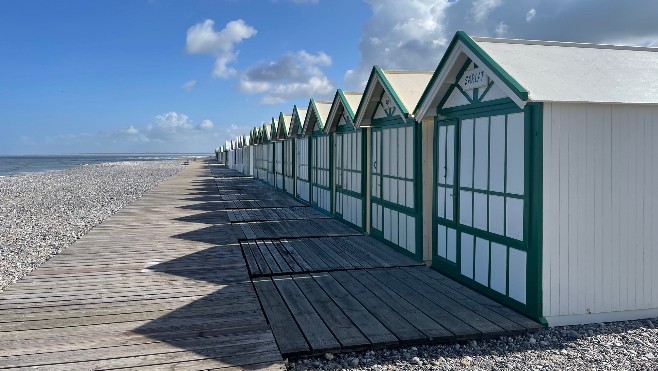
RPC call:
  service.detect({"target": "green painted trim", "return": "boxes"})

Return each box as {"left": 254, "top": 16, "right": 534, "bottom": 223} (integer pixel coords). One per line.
{"left": 354, "top": 65, "right": 410, "bottom": 127}
{"left": 414, "top": 31, "right": 528, "bottom": 116}
{"left": 337, "top": 89, "right": 355, "bottom": 119}
{"left": 332, "top": 129, "right": 366, "bottom": 231}
{"left": 457, "top": 32, "right": 528, "bottom": 101}
{"left": 439, "top": 98, "right": 517, "bottom": 117}
{"left": 430, "top": 102, "right": 543, "bottom": 322}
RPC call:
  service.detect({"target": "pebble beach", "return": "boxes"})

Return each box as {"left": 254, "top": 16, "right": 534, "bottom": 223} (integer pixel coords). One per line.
{"left": 0, "top": 160, "right": 185, "bottom": 291}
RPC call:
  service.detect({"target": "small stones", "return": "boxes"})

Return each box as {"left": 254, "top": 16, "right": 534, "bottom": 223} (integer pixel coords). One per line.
{"left": 410, "top": 356, "right": 421, "bottom": 365}
{"left": 324, "top": 353, "right": 334, "bottom": 361}
{"left": 529, "top": 337, "right": 537, "bottom": 345}
{"left": 348, "top": 357, "right": 359, "bottom": 367}
{"left": 567, "top": 330, "right": 581, "bottom": 339}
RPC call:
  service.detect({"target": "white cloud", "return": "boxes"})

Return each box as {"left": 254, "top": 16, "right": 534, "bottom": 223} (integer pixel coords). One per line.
{"left": 199, "top": 119, "right": 214, "bottom": 130}
{"left": 239, "top": 50, "right": 334, "bottom": 104}
{"left": 344, "top": 0, "right": 450, "bottom": 89}
{"left": 181, "top": 80, "right": 197, "bottom": 91}
{"left": 346, "top": 0, "right": 658, "bottom": 90}
{"left": 526, "top": 8, "right": 536, "bottom": 22}
{"left": 470, "top": 0, "right": 503, "bottom": 22}
{"left": 186, "top": 19, "right": 257, "bottom": 78}
{"left": 495, "top": 21, "right": 509, "bottom": 37}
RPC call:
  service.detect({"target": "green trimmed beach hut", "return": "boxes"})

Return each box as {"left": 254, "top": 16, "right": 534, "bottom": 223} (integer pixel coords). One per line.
{"left": 415, "top": 31, "right": 658, "bottom": 325}
{"left": 354, "top": 66, "right": 433, "bottom": 261}
{"left": 303, "top": 99, "right": 333, "bottom": 214}
{"left": 254, "top": 126, "right": 269, "bottom": 182}
{"left": 325, "top": 90, "right": 365, "bottom": 230}
{"left": 274, "top": 113, "right": 292, "bottom": 191}
{"left": 292, "top": 105, "right": 310, "bottom": 203}
{"left": 263, "top": 122, "right": 276, "bottom": 186}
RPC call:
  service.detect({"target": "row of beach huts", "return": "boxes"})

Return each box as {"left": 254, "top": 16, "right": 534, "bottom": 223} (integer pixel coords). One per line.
{"left": 215, "top": 31, "right": 658, "bottom": 326}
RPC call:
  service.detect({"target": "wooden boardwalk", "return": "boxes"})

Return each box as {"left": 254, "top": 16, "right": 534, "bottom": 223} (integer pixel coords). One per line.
{"left": 207, "top": 165, "right": 542, "bottom": 357}
{"left": 0, "top": 161, "right": 283, "bottom": 370}
{"left": 0, "top": 161, "right": 542, "bottom": 369}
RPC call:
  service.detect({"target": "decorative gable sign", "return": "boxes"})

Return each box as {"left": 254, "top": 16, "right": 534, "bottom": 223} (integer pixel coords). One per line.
{"left": 373, "top": 91, "right": 399, "bottom": 119}
{"left": 459, "top": 67, "right": 489, "bottom": 91}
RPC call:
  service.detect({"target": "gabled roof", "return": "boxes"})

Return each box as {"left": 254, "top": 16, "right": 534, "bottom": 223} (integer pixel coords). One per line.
{"left": 276, "top": 112, "right": 293, "bottom": 140}
{"left": 290, "top": 105, "right": 307, "bottom": 137}
{"left": 325, "top": 90, "right": 363, "bottom": 133}
{"left": 415, "top": 31, "right": 658, "bottom": 119}
{"left": 261, "top": 122, "right": 274, "bottom": 142}
{"left": 354, "top": 66, "right": 433, "bottom": 128}
{"left": 270, "top": 118, "right": 280, "bottom": 141}
{"left": 302, "top": 99, "right": 332, "bottom": 136}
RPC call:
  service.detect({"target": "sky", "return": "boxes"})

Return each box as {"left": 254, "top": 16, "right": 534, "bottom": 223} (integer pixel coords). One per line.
{"left": 1, "top": 0, "right": 658, "bottom": 155}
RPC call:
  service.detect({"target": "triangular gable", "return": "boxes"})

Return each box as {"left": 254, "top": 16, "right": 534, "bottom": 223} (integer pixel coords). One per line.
{"left": 325, "top": 90, "right": 363, "bottom": 134}
{"left": 354, "top": 66, "right": 432, "bottom": 128}
{"left": 302, "top": 99, "right": 332, "bottom": 136}
{"left": 414, "top": 31, "right": 529, "bottom": 119}
{"left": 290, "top": 105, "right": 307, "bottom": 138}
{"left": 276, "top": 112, "right": 293, "bottom": 140}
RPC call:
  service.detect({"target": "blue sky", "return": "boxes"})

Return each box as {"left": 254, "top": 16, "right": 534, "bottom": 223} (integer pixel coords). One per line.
{"left": 1, "top": 0, "right": 657, "bottom": 154}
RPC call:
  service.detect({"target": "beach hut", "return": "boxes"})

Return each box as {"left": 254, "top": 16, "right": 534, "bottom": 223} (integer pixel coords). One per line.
{"left": 263, "top": 122, "right": 276, "bottom": 186}
{"left": 354, "top": 67, "right": 433, "bottom": 261}
{"left": 215, "top": 147, "right": 220, "bottom": 163}
{"left": 303, "top": 99, "right": 333, "bottom": 214}
{"left": 275, "top": 111, "right": 295, "bottom": 195}
{"left": 242, "top": 135, "right": 252, "bottom": 175}
{"left": 292, "top": 105, "right": 311, "bottom": 203}
{"left": 235, "top": 136, "right": 244, "bottom": 173}
{"left": 325, "top": 90, "right": 366, "bottom": 230}
{"left": 254, "top": 127, "right": 269, "bottom": 182}
{"left": 414, "top": 31, "right": 658, "bottom": 325}
{"left": 273, "top": 115, "right": 288, "bottom": 190}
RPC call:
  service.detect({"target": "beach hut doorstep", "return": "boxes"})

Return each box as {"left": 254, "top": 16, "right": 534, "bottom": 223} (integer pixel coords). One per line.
{"left": 354, "top": 66, "right": 433, "bottom": 262}
{"left": 325, "top": 89, "right": 366, "bottom": 231}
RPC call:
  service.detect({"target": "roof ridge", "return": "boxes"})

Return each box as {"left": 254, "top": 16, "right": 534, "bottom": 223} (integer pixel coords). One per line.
{"left": 473, "top": 36, "right": 658, "bottom": 52}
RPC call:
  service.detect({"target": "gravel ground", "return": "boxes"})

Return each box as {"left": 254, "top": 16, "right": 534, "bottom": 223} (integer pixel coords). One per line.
{"left": 0, "top": 160, "right": 185, "bottom": 291}
{"left": 288, "top": 318, "right": 657, "bottom": 370}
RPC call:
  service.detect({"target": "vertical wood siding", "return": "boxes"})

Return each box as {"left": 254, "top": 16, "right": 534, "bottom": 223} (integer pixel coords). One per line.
{"left": 543, "top": 102, "right": 658, "bottom": 321}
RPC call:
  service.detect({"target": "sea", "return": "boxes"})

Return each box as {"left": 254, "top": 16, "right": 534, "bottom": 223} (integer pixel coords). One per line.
{"left": 0, "top": 154, "right": 209, "bottom": 177}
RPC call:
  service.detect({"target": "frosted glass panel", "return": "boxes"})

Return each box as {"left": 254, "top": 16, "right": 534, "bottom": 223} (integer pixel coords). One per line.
{"left": 406, "top": 181, "right": 414, "bottom": 208}
{"left": 490, "top": 243, "right": 507, "bottom": 294}
{"left": 489, "top": 115, "right": 505, "bottom": 192}
{"left": 437, "top": 186, "right": 445, "bottom": 218}
{"left": 508, "top": 248, "right": 527, "bottom": 304}
{"left": 461, "top": 233, "right": 474, "bottom": 279}
{"left": 447, "top": 227, "right": 457, "bottom": 262}
{"left": 390, "top": 131, "right": 398, "bottom": 176}
{"left": 446, "top": 187, "right": 454, "bottom": 220}
{"left": 506, "top": 197, "right": 524, "bottom": 241}
{"left": 460, "top": 119, "right": 473, "bottom": 187}
{"left": 489, "top": 195, "right": 504, "bottom": 236}
{"left": 398, "top": 127, "right": 405, "bottom": 177}
{"left": 406, "top": 216, "right": 415, "bottom": 252}
{"left": 384, "top": 208, "right": 391, "bottom": 241}
{"left": 474, "top": 238, "right": 489, "bottom": 286}
{"left": 474, "top": 117, "right": 489, "bottom": 190}
{"left": 459, "top": 190, "right": 472, "bottom": 226}
{"left": 506, "top": 112, "right": 524, "bottom": 195}
{"left": 391, "top": 210, "right": 399, "bottom": 245}
{"left": 473, "top": 192, "right": 487, "bottom": 231}
{"left": 399, "top": 215, "right": 407, "bottom": 252}
{"left": 446, "top": 125, "right": 455, "bottom": 185}
{"left": 437, "top": 224, "right": 447, "bottom": 257}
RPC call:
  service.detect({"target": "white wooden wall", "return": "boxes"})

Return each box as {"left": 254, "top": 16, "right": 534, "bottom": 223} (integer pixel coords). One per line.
{"left": 266, "top": 143, "right": 275, "bottom": 186}
{"left": 543, "top": 102, "right": 658, "bottom": 325}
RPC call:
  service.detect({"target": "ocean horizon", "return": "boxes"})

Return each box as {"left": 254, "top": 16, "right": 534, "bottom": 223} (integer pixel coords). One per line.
{"left": 0, "top": 153, "right": 210, "bottom": 177}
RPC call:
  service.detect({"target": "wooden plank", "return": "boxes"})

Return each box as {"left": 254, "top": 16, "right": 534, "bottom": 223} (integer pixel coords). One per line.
{"left": 301, "top": 239, "right": 343, "bottom": 270}
{"left": 273, "top": 240, "right": 302, "bottom": 273}
{"left": 257, "top": 240, "right": 282, "bottom": 274}
{"left": 348, "top": 270, "right": 453, "bottom": 340}
{"left": 241, "top": 241, "right": 262, "bottom": 276}
{"left": 265, "top": 240, "right": 292, "bottom": 274}
{"left": 249, "top": 241, "right": 271, "bottom": 276}
{"left": 272, "top": 276, "right": 341, "bottom": 354}
{"left": 252, "top": 277, "right": 309, "bottom": 356}
{"left": 402, "top": 267, "right": 541, "bottom": 330}
{"left": 311, "top": 272, "right": 397, "bottom": 346}
{"left": 286, "top": 239, "right": 329, "bottom": 271}
{"left": 391, "top": 268, "right": 525, "bottom": 334}
{"left": 279, "top": 240, "right": 313, "bottom": 272}
{"left": 292, "top": 275, "right": 369, "bottom": 349}
{"left": 305, "top": 238, "right": 353, "bottom": 269}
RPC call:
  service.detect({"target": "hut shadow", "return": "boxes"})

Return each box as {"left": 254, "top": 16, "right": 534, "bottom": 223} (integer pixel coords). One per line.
{"left": 128, "top": 162, "right": 283, "bottom": 369}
